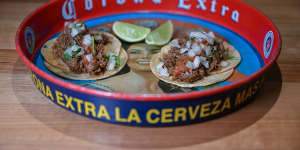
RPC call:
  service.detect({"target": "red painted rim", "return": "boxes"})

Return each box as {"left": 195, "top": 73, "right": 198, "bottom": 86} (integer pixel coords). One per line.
{"left": 15, "top": 0, "right": 282, "bottom": 102}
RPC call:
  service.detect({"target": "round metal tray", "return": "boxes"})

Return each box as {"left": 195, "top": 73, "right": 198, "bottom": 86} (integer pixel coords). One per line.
{"left": 15, "top": 0, "right": 281, "bottom": 126}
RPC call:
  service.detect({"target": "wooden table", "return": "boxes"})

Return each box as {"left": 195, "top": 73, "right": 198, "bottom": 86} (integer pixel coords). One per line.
{"left": 0, "top": 0, "right": 299, "bottom": 149}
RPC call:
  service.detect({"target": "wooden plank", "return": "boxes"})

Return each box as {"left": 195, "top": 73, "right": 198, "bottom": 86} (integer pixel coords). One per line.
{"left": 0, "top": 49, "right": 299, "bottom": 150}
{"left": 0, "top": 1, "right": 46, "bottom": 50}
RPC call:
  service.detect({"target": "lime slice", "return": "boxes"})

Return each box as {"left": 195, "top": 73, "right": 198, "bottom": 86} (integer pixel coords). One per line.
{"left": 112, "top": 21, "right": 151, "bottom": 43}
{"left": 145, "top": 20, "right": 173, "bottom": 46}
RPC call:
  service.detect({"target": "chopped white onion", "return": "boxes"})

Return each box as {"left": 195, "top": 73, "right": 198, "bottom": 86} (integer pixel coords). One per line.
{"left": 70, "top": 23, "right": 86, "bottom": 37}
{"left": 193, "top": 56, "right": 201, "bottom": 69}
{"left": 83, "top": 34, "right": 92, "bottom": 46}
{"left": 213, "top": 46, "right": 218, "bottom": 51}
{"left": 107, "top": 55, "right": 116, "bottom": 70}
{"left": 85, "top": 54, "right": 93, "bottom": 62}
{"left": 221, "top": 61, "right": 229, "bottom": 67}
{"left": 184, "top": 72, "right": 190, "bottom": 76}
{"left": 206, "top": 38, "right": 215, "bottom": 45}
{"left": 156, "top": 62, "right": 164, "bottom": 71}
{"left": 186, "top": 61, "right": 194, "bottom": 69}
{"left": 207, "top": 31, "right": 216, "bottom": 39}
{"left": 205, "top": 46, "right": 212, "bottom": 56}
{"left": 203, "top": 61, "right": 210, "bottom": 69}
{"left": 170, "top": 39, "right": 180, "bottom": 48}
{"left": 189, "top": 32, "right": 206, "bottom": 41}
{"left": 180, "top": 48, "right": 189, "bottom": 54}
{"left": 199, "top": 56, "right": 209, "bottom": 69}
{"left": 188, "top": 50, "right": 196, "bottom": 58}
{"left": 156, "top": 62, "right": 169, "bottom": 77}
{"left": 186, "top": 40, "right": 191, "bottom": 49}
{"left": 64, "top": 45, "right": 84, "bottom": 56}
{"left": 64, "top": 47, "right": 73, "bottom": 56}
{"left": 160, "top": 68, "right": 169, "bottom": 77}
{"left": 71, "top": 28, "right": 79, "bottom": 37}
{"left": 191, "top": 43, "right": 201, "bottom": 55}
{"left": 199, "top": 56, "right": 207, "bottom": 62}
{"left": 190, "top": 31, "right": 215, "bottom": 45}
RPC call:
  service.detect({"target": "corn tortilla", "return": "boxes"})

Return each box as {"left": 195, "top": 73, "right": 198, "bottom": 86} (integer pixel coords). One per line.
{"left": 41, "top": 31, "right": 128, "bottom": 80}
{"left": 150, "top": 41, "right": 241, "bottom": 87}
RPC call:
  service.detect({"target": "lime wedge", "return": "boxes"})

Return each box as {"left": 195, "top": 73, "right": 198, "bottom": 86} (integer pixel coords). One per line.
{"left": 145, "top": 20, "right": 173, "bottom": 46}
{"left": 113, "top": 21, "right": 151, "bottom": 43}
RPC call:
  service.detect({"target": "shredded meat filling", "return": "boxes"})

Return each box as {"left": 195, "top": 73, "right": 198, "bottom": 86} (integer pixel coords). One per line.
{"left": 162, "top": 38, "right": 227, "bottom": 83}
{"left": 52, "top": 26, "right": 111, "bottom": 75}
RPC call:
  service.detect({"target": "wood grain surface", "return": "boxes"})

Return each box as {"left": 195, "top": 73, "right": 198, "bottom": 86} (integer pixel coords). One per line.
{"left": 0, "top": 0, "right": 300, "bottom": 150}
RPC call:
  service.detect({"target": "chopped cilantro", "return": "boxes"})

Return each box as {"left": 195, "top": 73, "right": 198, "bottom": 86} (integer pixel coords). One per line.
{"left": 92, "top": 36, "right": 96, "bottom": 56}
{"left": 208, "top": 55, "right": 214, "bottom": 58}
{"left": 73, "top": 40, "right": 76, "bottom": 45}
{"left": 104, "top": 55, "right": 120, "bottom": 67}
{"left": 75, "top": 23, "right": 84, "bottom": 28}
{"left": 72, "top": 48, "right": 82, "bottom": 56}
{"left": 215, "top": 50, "right": 222, "bottom": 58}
{"left": 114, "top": 56, "right": 120, "bottom": 67}
{"left": 64, "top": 53, "right": 72, "bottom": 61}
{"left": 191, "top": 37, "right": 196, "bottom": 41}
{"left": 105, "top": 55, "right": 110, "bottom": 60}
{"left": 224, "top": 54, "right": 238, "bottom": 60}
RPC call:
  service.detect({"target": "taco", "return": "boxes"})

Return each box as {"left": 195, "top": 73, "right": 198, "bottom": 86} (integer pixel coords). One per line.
{"left": 150, "top": 31, "right": 241, "bottom": 87}
{"left": 41, "top": 21, "right": 128, "bottom": 80}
